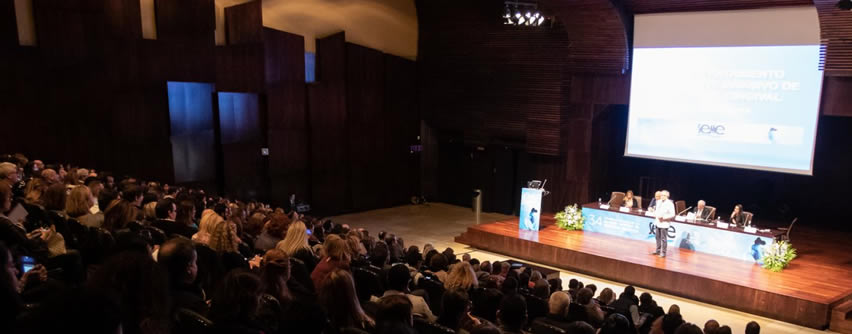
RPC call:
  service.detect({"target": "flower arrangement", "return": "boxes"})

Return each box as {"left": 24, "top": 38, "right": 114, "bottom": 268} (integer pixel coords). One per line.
{"left": 554, "top": 204, "right": 584, "bottom": 231}
{"left": 761, "top": 240, "right": 797, "bottom": 272}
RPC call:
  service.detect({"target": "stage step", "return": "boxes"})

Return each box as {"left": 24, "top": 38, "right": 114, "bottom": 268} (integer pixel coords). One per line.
{"left": 831, "top": 300, "right": 852, "bottom": 334}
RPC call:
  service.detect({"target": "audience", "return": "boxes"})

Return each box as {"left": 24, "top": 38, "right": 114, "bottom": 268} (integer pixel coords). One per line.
{"left": 0, "top": 153, "right": 771, "bottom": 334}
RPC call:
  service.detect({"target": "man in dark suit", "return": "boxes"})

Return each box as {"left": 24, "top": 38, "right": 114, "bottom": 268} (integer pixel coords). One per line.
{"left": 694, "top": 200, "right": 712, "bottom": 221}
{"left": 648, "top": 191, "right": 661, "bottom": 212}
{"left": 152, "top": 198, "right": 195, "bottom": 238}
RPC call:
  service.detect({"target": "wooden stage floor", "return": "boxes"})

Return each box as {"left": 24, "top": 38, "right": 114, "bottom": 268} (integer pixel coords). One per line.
{"left": 455, "top": 217, "right": 852, "bottom": 329}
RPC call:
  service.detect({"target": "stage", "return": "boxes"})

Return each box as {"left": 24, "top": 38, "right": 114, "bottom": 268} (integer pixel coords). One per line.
{"left": 455, "top": 215, "right": 852, "bottom": 330}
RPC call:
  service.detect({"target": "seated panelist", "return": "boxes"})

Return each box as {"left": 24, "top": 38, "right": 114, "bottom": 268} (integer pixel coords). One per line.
{"left": 622, "top": 190, "right": 636, "bottom": 209}
{"left": 694, "top": 200, "right": 712, "bottom": 221}
{"left": 648, "top": 191, "right": 662, "bottom": 212}
{"left": 730, "top": 204, "right": 747, "bottom": 227}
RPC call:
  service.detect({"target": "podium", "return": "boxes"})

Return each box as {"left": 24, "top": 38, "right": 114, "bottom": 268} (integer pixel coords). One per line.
{"left": 519, "top": 188, "right": 543, "bottom": 231}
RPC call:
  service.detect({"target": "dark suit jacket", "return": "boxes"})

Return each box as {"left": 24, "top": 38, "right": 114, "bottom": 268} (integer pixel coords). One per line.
{"left": 648, "top": 198, "right": 657, "bottom": 210}
{"left": 152, "top": 219, "right": 197, "bottom": 239}
{"left": 694, "top": 207, "right": 712, "bottom": 220}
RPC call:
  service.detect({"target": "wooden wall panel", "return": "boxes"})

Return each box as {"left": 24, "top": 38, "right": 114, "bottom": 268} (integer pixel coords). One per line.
{"left": 346, "top": 43, "right": 386, "bottom": 210}
{"left": 309, "top": 32, "right": 349, "bottom": 213}
{"left": 821, "top": 76, "right": 852, "bottom": 117}
{"left": 384, "top": 55, "right": 420, "bottom": 204}
{"left": 215, "top": 44, "right": 265, "bottom": 92}
{"left": 225, "top": 0, "right": 262, "bottom": 45}
{"left": 154, "top": 0, "right": 214, "bottom": 43}
{"left": 1, "top": 0, "right": 17, "bottom": 47}
{"left": 625, "top": 0, "right": 811, "bottom": 14}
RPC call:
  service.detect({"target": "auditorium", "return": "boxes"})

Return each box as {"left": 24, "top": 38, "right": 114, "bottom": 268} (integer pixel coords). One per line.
{"left": 3, "top": 0, "right": 852, "bottom": 333}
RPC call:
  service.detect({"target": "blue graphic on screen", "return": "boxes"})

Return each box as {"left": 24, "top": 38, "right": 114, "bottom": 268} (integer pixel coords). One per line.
{"left": 627, "top": 45, "right": 823, "bottom": 175}
{"left": 582, "top": 207, "right": 773, "bottom": 262}
{"left": 519, "top": 188, "right": 542, "bottom": 231}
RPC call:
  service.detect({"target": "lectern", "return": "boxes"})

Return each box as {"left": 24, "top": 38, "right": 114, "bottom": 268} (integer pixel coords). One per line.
{"left": 519, "top": 187, "right": 543, "bottom": 231}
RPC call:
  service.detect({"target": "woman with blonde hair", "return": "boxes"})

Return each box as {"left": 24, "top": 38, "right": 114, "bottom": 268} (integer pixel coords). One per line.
{"left": 444, "top": 261, "right": 478, "bottom": 292}
{"left": 276, "top": 221, "right": 311, "bottom": 256}
{"left": 192, "top": 209, "right": 218, "bottom": 245}
{"left": 65, "top": 185, "right": 103, "bottom": 228}
{"left": 208, "top": 214, "right": 248, "bottom": 272}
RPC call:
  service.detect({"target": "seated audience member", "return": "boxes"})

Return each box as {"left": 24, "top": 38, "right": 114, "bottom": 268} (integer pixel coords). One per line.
{"left": 567, "top": 321, "right": 597, "bottom": 334}
{"left": 532, "top": 278, "right": 550, "bottom": 299}
{"left": 404, "top": 247, "right": 425, "bottom": 285}
{"left": 1, "top": 181, "right": 50, "bottom": 260}
{"left": 600, "top": 313, "right": 633, "bottom": 334}
{"left": 193, "top": 209, "right": 218, "bottom": 244}
{"left": 374, "top": 294, "right": 417, "bottom": 334}
{"left": 577, "top": 287, "right": 605, "bottom": 326}
{"left": 276, "top": 220, "right": 318, "bottom": 273}
{"left": 207, "top": 215, "right": 248, "bottom": 272}
{"left": 318, "top": 269, "right": 374, "bottom": 332}
{"left": 597, "top": 287, "right": 616, "bottom": 306}
{"left": 87, "top": 251, "right": 171, "bottom": 334}
{"left": 102, "top": 199, "right": 139, "bottom": 232}
{"left": 745, "top": 321, "right": 761, "bottom": 334}
{"left": 730, "top": 204, "right": 748, "bottom": 227}
{"left": 311, "top": 235, "right": 351, "bottom": 289}
{"left": 175, "top": 200, "right": 198, "bottom": 230}
{"left": 152, "top": 198, "right": 192, "bottom": 238}
{"left": 623, "top": 190, "right": 636, "bottom": 209}
{"left": 66, "top": 185, "right": 103, "bottom": 228}
{"left": 501, "top": 277, "right": 519, "bottom": 295}
{"left": 533, "top": 291, "right": 572, "bottom": 331}
{"left": 674, "top": 323, "right": 703, "bottom": 334}
{"left": 254, "top": 212, "right": 288, "bottom": 252}
{"left": 427, "top": 253, "right": 450, "bottom": 282}
{"left": 638, "top": 292, "right": 665, "bottom": 331}
{"left": 157, "top": 238, "right": 207, "bottom": 315}
{"left": 651, "top": 308, "right": 684, "bottom": 334}
{"left": 1, "top": 241, "right": 48, "bottom": 332}
{"left": 585, "top": 283, "right": 597, "bottom": 295}
{"left": 209, "top": 269, "right": 267, "bottom": 334}
{"left": 713, "top": 325, "right": 733, "bottom": 334}
{"left": 472, "top": 287, "right": 503, "bottom": 323}
{"left": 703, "top": 319, "right": 720, "bottom": 333}
{"left": 445, "top": 261, "right": 478, "bottom": 292}
{"left": 609, "top": 286, "right": 640, "bottom": 326}
{"left": 256, "top": 249, "right": 290, "bottom": 333}
{"left": 378, "top": 263, "right": 436, "bottom": 321}
{"left": 548, "top": 277, "right": 563, "bottom": 294}
{"left": 567, "top": 278, "right": 581, "bottom": 299}
{"left": 438, "top": 288, "right": 480, "bottom": 334}
{"left": 497, "top": 293, "right": 529, "bottom": 334}
{"left": 694, "top": 200, "right": 712, "bottom": 221}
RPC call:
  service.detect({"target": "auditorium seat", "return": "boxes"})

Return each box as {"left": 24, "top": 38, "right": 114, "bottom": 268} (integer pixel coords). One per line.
{"left": 743, "top": 211, "right": 754, "bottom": 226}
{"left": 414, "top": 317, "right": 456, "bottom": 334}
{"left": 352, "top": 266, "right": 383, "bottom": 302}
{"left": 634, "top": 196, "right": 643, "bottom": 210}
{"left": 419, "top": 275, "right": 446, "bottom": 315}
{"left": 521, "top": 293, "right": 549, "bottom": 322}
{"left": 530, "top": 318, "right": 568, "bottom": 334}
{"left": 173, "top": 307, "right": 214, "bottom": 334}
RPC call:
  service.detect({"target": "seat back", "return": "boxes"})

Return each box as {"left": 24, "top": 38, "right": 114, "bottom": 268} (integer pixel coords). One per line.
{"left": 608, "top": 192, "right": 625, "bottom": 206}
{"left": 633, "top": 196, "right": 643, "bottom": 210}
{"left": 173, "top": 308, "right": 214, "bottom": 334}
{"left": 413, "top": 317, "right": 456, "bottom": 334}
{"left": 530, "top": 318, "right": 568, "bottom": 334}
{"left": 675, "top": 200, "right": 687, "bottom": 215}
{"left": 352, "top": 266, "right": 382, "bottom": 302}
{"left": 743, "top": 211, "right": 754, "bottom": 226}
{"left": 705, "top": 206, "right": 716, "bottom": 220}
{"left": 522, "top": 293, "right": 549, "bottom": 323}
{"left": 418, "top": 276, "right": 446, "bottom": 315}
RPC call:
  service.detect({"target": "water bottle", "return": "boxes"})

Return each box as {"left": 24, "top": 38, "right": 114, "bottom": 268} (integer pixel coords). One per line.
{"left": 598, "top": 198, "right": 602, "bottom": 206}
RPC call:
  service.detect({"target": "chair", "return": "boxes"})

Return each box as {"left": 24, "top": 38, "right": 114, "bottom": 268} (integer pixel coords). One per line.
{"left": 743, "top": 211, "right": 754, "bottom": 226}
{"left": 675, "top": 200, "right": 687, "bottom": 215}
{"left": 418, "top": 275, "right": 446, "bottom": 315}
{"left": 775, "top": 218, "right": 798, "bottom": 241}
{"left": 522, "top": 293, "right": 549, "bottom": 323}
{"left": 173, "top": 308, "right": 214, "bottom": 334}
{"left": 352, "top": 266, "right": 383, "bottom": 302}
{"left": 608, "top": 192, "right": 625, "bottom": 206}
{"left": 633, "top": 196, "right": 643, "bottom": 210}
{"left": 413, "top": 317, "right": 456, "bottom": 334}
{"left": 530, "top": 317, "right": 568, "bottom": 334}
{"left": 705, "top": 206, "right": 717, "bottom": 220}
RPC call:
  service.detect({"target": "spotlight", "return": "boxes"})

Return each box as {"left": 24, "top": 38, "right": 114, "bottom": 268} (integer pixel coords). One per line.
{"left": 502, "top": 1, "right": 549, "bottom": 27}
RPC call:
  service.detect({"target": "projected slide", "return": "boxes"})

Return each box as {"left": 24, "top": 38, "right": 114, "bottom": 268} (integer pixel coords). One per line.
{"left": 626, "top": 45, "right": 823, "bottom": 175}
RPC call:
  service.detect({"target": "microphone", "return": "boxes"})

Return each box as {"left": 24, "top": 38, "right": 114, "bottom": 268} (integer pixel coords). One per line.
{"left": 677, "top": 206, "right": 692, "bottom": 216}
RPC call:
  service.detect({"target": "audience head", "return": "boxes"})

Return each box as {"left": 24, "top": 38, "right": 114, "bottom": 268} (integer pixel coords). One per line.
{"left": 260, "top": 249, "right": 291, "bottom": 302}
{"left": 502, "top": 277, "right": 519, "bottom": 295}
{"left": 318, "top": 269, "right": 372, "bottom": 328}
{"left": 387, "top": 263, "right": 411, "bottom": 292}
{"left": 498, "top": 293, "right": 527, "bottom": 331}
{"left": 674, "top": 323, "right": 703, "bottom": 334}
{"left": 265, "top": 212, "right": 290, "bottom": 239}
{"left": 569, "top": 278, "right": 580, "bottom": 290}
{"left": 41, "top": 168, "right": 59, "bottom": 184}
{"left": 548, "top": 291, "right": 571, "bottom": 317}
{"left": 323, "top": 234, "right": 351, "bottom": 264}
{"left": 662, "top": 312, "right": 686, "bottom": 334}
{"left": 374, "top": 294, "right": 414, "bottom": 333}
{"left": 745, "top": 321, "right": 760, "bottom": 334}
{"left": 208, "top": 216, "right": 239, "bottom": 253}
{"left": 24, "top": 177, "right": 47, "bottom": 205}
{"left": 598, "top": 287, "right": 616, "bottom": 305}
{"left": 703, "top": 319, "right": 720, "bottom": 333}
{"left": 599, "top": 313, "right": 632, "bottom": 334}
{"left": 157, "top": 238, "right": 198, "bottom": 286}
{"left": 445, "top": 261, "right": 478, "bottom": 291}
{"left": 533, "top": 279, "right": 550, "bottom": 298}
{"left": 42, "top": 183, "right": 67, "bottom": 211}
{"left": 65, "top": 185, "right": 95, "bottom": 218}
{"left": 578, "top": 287, "right": 595, "bottom": 305}
{"left": 640, "top": 292, "right": 654, "bottom": 306}
{"left": 103, "top": 199, "right": 138, "bottom": 231}
{"left": 429, "top": 253, "right": 449, "bottom": 272}
{"left": 405, "top": 247, "right": 423, "bottom": 268}
{"left": 668, "top": 304, "right": 681, "bottom": 315}
{"left": 715, "top": 325, "right": 733, "bottom": 334}
{"left": 370, "top": 241, "right": 390, "bottom": 267}
{"left": 209, "top": 269, "right": 263, "bottom": 324}
{"left": 438, "top": 288, "right": 471, "bottom": 330}
{"left": 0, "top": 162, "right": 18, "bottom": 183}
{"left": 276, "top": 220, "right": 311, "bottom": 256}
{"left": 154, "top": 198, "right": 176, "bottom": 220}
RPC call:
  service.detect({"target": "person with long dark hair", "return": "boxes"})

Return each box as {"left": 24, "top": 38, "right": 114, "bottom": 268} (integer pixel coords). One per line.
{"left": 209, "top": 269, "right": 267, "bottom": 334}
{"left": 317, "top": 269, "right": 374, "bottom": 332}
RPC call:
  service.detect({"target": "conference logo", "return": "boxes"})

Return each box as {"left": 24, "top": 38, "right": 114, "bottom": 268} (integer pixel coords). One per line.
{"left": 697, "top": 123, "right": 726, "bottom": 137}
{"left": 647, "top": 222, "right": 677, "bottom": 239}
